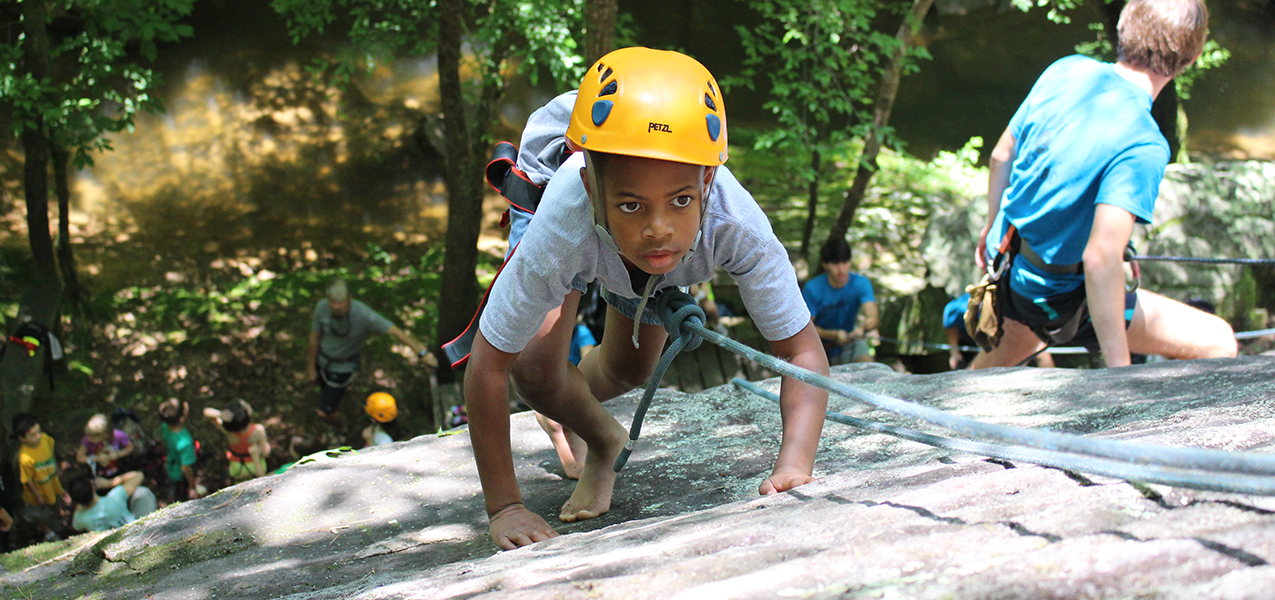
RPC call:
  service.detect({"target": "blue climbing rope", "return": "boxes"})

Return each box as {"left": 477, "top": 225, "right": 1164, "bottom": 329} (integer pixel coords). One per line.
{"left": 612, "top": 289, "right": 1275, "bottom": 496}
{"left": 731, "top": 378, "right": 1275, "bottom": 495}
{"left": 1132, "top": 255, "right": 1275, "bottom": 266}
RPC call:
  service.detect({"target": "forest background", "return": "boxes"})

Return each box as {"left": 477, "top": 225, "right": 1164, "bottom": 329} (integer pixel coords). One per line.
{"left": 1, "top": 0, "right": 1273, "bottom": 550}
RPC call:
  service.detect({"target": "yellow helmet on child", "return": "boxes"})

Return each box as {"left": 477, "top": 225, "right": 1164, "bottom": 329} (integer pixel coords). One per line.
{"left": 364, "top": 392, "right": 397, "bottom": 423}
{"left": 568, "top": 47, "right": 727, "bottom": 257}
{"left": 567, "top": 46, "right": 727, "bottom": 166}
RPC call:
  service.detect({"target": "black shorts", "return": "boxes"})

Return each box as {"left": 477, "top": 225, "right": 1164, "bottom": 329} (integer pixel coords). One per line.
{"left": 1004, "top": 284, "right": 1137, "bottom": 352}
{"left": 316, "top": 363, "right": 354, "bottom": 415}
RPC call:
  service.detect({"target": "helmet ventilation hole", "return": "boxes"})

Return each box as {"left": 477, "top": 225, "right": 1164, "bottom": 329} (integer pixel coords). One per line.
{"left": 599, "top": 80, "right": 618, "bottom": 97}
{"left": 704, "top": 93, "right": 716, "bottom": 112}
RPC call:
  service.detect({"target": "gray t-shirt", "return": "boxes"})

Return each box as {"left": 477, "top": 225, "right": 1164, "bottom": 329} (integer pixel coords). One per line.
{"left": 480, "top": 151, "right": 810, "bottom": 354}
{"left": 312, "top": 299, "right": 394, "bottom": 372}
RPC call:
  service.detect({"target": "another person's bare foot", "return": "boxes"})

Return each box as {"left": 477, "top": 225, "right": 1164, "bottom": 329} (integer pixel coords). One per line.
{"left": 559, "top": 419, "right": 628, "bottom": 522}
{"left": 536, "top": 413, "right": 586, "bottom": 479}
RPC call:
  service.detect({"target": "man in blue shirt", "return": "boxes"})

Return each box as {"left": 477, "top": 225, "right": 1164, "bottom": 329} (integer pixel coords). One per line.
{"left": 803, "top": 238, "right": 878, "bottom": 365}
{"left": 972, "top": 0, "right": 1234, "bottom": 369}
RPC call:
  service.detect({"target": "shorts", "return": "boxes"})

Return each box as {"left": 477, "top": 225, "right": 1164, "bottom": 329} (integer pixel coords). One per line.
{"left": 316, "top": 361, "right": 354, "bottom": 415}
{"left": 21, "top": 503, "right": 55, "bottom": 525}
{"left": 228, "top": 459, "right": 263, "bottom": 481}
{"left": 1004, "top": 284, "right": 1137, "bottom": 351}
{"left": 827, "top": 339, "right": 873, "bottom": 366}
{"left": 570, "top": 277, "right": 663, "bottom": 326}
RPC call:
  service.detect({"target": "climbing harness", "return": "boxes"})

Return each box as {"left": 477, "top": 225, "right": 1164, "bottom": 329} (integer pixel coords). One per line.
{"left": 614, "top": 289, "right": 1275, "bottom": 496}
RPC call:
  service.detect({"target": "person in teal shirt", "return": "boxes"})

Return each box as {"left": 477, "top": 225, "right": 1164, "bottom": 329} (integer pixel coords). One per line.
{"left": 158, "top": 399, "right": 202, "bottom": 501}
{"left": 69, "top": 471, "right": 156, "bottom": 532}
{"left": 973, "top": 0, "right": 1234, "bottom": 369}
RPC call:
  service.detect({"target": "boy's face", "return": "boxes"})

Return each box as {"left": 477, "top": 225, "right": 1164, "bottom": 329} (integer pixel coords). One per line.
{"left": 823, "top": 261, "right": 851, "bottom": 288}
{"left": 19, "top": 424, "right": 42, "bottom": 447}
{"left": 592, "top": 154, "right": 710, "bottom": 275}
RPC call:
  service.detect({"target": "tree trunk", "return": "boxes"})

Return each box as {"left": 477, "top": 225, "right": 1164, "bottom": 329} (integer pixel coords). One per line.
{"left": 52, "top": 145, "right": 85, "bottom": 313}
{"left": 18, "top": 0, "right": 57, "bottom": 285}
{"left": 433, "top": 0, "right": 483, "bottom": 385}
{"left": 800, "top": 148, "right": 821, "bottom": 261}
{"left": 584, "top": 0, "right": 618, "bottom": 65}
{"left": 826, "top": 0, "right": 935, "bottom": 246}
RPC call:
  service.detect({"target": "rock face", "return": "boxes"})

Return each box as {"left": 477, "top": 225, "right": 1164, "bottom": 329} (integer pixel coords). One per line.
{"left": 7, "top": 356, "right": 1275, "bottom": 599}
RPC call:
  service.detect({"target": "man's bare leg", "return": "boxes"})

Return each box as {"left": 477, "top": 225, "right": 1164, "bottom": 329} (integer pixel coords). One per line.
{"left": 1127, "top": 290, "right": 1237, "bottom": 359}
{"left": 970, "top": 318, "right": 1048, "bottom": 369}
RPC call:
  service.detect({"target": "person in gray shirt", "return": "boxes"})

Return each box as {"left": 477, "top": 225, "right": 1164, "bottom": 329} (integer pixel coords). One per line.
{"left": 308, "top": 279, "right": 436, "bottom": 426}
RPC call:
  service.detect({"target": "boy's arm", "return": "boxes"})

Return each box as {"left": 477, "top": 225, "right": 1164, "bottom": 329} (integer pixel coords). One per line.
{"left": 117, "top": 437, "right": 134, "bottom": 459}
{"left": 24, "top": 480, "right": 47, "bottom": 505}
{"left": 858, "top": 301, "right": 879, "bottom": 336}
{"left": 466, "top": 330, "right": 559, "bottom": 549}
{"left": 979, "top": 127, "right": 1017, "bottom": 269}
{"left": 760, "top": 321, "right": 829, "bottom": 495}
{"left": 1083, "top": 203, "right": 1137, "bottom": 368}
{"left": 119, "top": 471, "right": 144, "bottom": 497}
{"left": 76, "top": 444, "right": 90, "bottom": 465}
{"left": 202, "top": 407, "right": 223, "bottom": 426}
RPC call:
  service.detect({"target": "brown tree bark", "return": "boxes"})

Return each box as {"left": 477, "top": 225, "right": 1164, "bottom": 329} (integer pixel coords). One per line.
{"left": 800, "top": 148, "right": 821, "bottom": 261}
{"left": 584, "top": 0, "right": 618, "bottom": 65}
{"left": 826, "top": 0, "right": 936, "bottom": 246}
{"left": 18, "top": 0, "right": 57, "bottom": 285}
{"left": 432, "top": 0, "right": 484, "bottom": 385}
{"left": 52, "top": 145, "right": 85, "bottom": 313}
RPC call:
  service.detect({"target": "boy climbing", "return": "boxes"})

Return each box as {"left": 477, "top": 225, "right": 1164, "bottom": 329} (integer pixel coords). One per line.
{"left": 972, "top": 0, "right": 1235, "bottom": 369}
{"left": 465, "top": 47, "right": 829, "bottom": 550}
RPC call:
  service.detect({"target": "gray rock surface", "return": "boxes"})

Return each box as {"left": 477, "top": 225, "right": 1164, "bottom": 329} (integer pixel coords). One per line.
{"left": 7, "top": 356, "right": 1275, "bottom": 599}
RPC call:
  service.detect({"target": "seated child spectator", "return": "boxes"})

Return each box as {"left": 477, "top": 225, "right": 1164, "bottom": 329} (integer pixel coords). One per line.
{"left": 14, "top": 413, "right": 69, "bottom": 541}
{"left": 76, "top": 413, "right": 135, "bottom": 479}
{"left": 68, "top": 471, "right": 157, "bottom": 532}
{"left": 362, "top": 392, "right": 404, "bottom": 447}
{"left": 203, "top": 399, "right": 270, "bottom": 481}
{"left": 157, "top": 399, "right": 203, "bottom": 500}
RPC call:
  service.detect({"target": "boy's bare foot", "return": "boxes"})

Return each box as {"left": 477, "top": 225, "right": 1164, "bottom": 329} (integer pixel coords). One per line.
{"left": 536, "top": 413, "right": 586, "bottom": 479}
{"left": 489, "top": 503, "right": 559, "bottom": 550}
{"left": 759, "top": 469, "right": 817, "bottom": 495}
{"left": 559, "top": 420, "right": 628, "bottom": 522}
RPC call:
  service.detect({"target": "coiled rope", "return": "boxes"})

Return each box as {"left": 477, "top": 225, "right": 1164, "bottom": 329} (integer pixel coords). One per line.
{"left": 612, "top": 289, "right": 1275, "bottom": 496}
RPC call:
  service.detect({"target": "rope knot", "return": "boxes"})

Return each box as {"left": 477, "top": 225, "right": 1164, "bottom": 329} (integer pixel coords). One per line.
{"left": 656, "top": 290, "right": 704, "bottom": 352}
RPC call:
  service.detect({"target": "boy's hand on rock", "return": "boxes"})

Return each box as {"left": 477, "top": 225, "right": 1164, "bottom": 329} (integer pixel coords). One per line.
{"left": 759, "top": 471, "right": 816, "bottom": 496}
{"left": 489, "top": 503, "right": 558, "bottom": 550}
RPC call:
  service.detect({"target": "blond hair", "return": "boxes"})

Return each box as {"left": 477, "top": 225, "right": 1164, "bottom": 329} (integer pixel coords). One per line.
{"left": 1117, "top": 0, "right": 1209, "bottom": 78}
{"left": 85, "top": 414, "right": 111, "bottom": 439}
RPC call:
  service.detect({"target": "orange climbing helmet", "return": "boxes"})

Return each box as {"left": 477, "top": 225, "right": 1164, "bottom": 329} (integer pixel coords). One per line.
{"left": 567, "top": 46, "right": 728, "bottom": 167}
{"left": 364, "top": 392, "right": 398, "bottom": 423}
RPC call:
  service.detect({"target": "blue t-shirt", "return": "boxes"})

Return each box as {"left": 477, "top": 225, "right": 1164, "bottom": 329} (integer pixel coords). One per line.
{"left": 568, "top": 323, "right": 597, "bottom": 365}
{"left": 802, "top": 273, "right": 875, "bottom": 356}
{"left": 989, "top": 55, "right": 1168, "bottom": 300}
{"left": 72, "top": 485, "right": 134, "bottom": 532}
{"left": 943, "top": 293, "right": 971, "bottom": 335}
